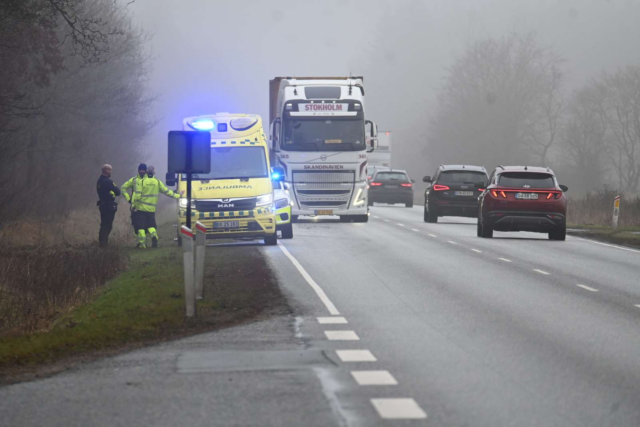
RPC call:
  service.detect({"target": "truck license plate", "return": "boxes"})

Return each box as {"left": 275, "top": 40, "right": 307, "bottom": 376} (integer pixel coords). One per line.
{"left": 213, "top": 221, "right": 239, "bottom": 228}
{"left": 315, "top": 210, "right": 333, "bottom": 215}
{"left": 515, "top": 193, "right": 538, "bottom": 200}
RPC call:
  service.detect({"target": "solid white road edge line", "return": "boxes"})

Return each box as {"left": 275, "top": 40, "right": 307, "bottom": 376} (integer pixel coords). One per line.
{"left": 318, "top": 317, "right": 348, "bottom": 324}
{"left": 498, "top": 258, "right": 512, "bottom": 262}
{"left": 336, "top": 350, "right": 377, "bottom": 362}
{"left": 371, "top": 398, "right": 427, "bottom": 419}
{"left": 577, "top": 284, "right": 598, "bottom": 292}
{"left": 325, "top": 330, "right": 360, "bottom": 341}
{"left": 570, "top": 235, "right": 640, "bottom": 254}
{"left": 351, "top": 371, "right": 398, "bottom": 386}
{"left": 533, "top": 269, "right": 550, "bottom": 275}
{"left": 278, "top": 243, "right": 340, "bottom": 315}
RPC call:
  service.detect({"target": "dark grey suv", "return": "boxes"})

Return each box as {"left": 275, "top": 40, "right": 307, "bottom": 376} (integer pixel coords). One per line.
{"left": 423, "top": 165, "right": 488, "bottom": 223}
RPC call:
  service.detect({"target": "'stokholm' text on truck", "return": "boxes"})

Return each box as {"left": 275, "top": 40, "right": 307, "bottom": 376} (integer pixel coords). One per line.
{"left": 269, "top": 77, "right": 377, "bottom": 222}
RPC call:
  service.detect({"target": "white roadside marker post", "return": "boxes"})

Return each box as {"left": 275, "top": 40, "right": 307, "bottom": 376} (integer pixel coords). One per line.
{"left": 195, "top": 221, "right": 206, "bottom": 300}
{"left": 612, "top": 195, "right": 620, "bottom": 230}
{"left": 181, "top": 226, "right": 196, "bottom": 318}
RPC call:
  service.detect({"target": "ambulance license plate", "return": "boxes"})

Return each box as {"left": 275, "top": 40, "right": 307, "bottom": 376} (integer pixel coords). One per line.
{"left": 214, "top": 221, "right": 239, "bottom": 229}
{"left": 315, "top": 210, "right": 333, "bottom": 215}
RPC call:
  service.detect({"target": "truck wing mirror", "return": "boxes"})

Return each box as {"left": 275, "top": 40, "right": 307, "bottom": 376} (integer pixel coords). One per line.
{"left": 166, "top": 172, "right": 176, "bottom": 187}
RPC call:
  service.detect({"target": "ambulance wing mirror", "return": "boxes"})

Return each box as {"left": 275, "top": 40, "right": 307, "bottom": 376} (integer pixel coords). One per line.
{"left": 166, "top": 172, "right": 176, "bottom": 187}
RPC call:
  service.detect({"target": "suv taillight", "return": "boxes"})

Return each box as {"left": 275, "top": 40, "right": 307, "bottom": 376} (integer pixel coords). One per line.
{"left": 401, "top": 183, "right": 412, "bottom": 187}
{"left": 370, "top": 182, "right": 382, "bottom": 186}
{"left": 433, "top": 184, "right": 450, "bottom": 191}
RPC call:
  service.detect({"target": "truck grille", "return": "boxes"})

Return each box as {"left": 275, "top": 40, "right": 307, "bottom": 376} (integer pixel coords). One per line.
{"left": 292, "top": 175, "right": 354, "bottom": 210}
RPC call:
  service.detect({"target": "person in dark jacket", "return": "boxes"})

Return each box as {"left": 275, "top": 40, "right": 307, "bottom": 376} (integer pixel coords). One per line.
{"left": 97, "top": 164, "right": 121, "bottom": 246}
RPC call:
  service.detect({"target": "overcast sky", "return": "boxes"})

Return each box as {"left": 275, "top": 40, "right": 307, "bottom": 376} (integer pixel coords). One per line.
{"left": 128, "top": 0, "right": 640, "bottom": 177}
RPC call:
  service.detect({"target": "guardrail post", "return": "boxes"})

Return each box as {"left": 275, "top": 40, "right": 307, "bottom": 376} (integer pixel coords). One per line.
{"left": 612, "top": 195, "right": 620, "bottom": 230}
{"left": 195, "top": 221, "right": 206, "bottom": 300}
{"left": 181, "top": 226, "right": 196, "bottom": 318}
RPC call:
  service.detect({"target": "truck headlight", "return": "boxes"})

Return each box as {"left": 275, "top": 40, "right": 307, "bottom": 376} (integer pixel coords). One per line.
{"left": 353, "top": 188, "right": 366, "bottom": 206}
{"left": 256, "top": 194, "right": 273, "bottom": 207}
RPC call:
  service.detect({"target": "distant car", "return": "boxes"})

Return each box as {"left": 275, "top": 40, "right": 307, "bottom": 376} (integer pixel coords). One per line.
{"left": 366, "top": 165, "right": 390, "bottom": 182}
{"left": 423, "top": 165, "right": 489, "bottom": 223}
{"left": 274, "top": 181, "right": 293, "bottom": 239}
{"left": 477, "top": 166, "right": 568, "bottom": 240}
{"left": 368, "top": 169, "right": 414, "bottom": 207}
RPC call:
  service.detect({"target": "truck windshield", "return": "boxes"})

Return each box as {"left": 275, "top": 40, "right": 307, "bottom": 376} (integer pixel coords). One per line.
{"left": 282, "top": 118, "right": 365, "bottom": 152}
{"left": 184, "top": 147, "right": 268, "bottom": 180}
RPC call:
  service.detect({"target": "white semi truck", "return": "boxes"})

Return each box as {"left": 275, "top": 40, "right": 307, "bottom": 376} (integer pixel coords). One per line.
{"left": 269, "top": 76, "right": 377, "bottom": 222}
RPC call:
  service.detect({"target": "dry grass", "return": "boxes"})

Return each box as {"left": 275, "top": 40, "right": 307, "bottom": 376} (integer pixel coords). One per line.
{"left": 567, "top": 188, "right": 640, "bottom": 228}
{"left": 0, "top": 203, "right": 177, "bottom": 335}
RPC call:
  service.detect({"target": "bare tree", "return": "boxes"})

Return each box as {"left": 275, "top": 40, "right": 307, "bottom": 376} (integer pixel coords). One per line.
{"left": 427, "top": 33, "right": 565, "bottom": 171}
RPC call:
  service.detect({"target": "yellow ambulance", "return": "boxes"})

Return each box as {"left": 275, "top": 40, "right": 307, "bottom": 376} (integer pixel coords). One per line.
{"left": 172, "top": 113, "right": 284, "bottom": 245}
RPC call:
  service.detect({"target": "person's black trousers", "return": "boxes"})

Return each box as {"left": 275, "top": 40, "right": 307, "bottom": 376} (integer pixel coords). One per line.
{"left": 99, "top": 209, "right": 116, "bottom": 246}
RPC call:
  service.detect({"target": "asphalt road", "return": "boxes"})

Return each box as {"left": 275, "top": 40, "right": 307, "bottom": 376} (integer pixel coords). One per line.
{"left": 2, "top": 205, "right": 640, "bottom": 426}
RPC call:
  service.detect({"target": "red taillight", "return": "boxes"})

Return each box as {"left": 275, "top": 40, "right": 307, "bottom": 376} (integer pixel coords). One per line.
{"left": 367, "top": 176, "right": 372, "bottom": 180}
{"left": 555, "top": 193, "right": 562, "bottom": 199}
{"left": 401, "top": 183, "right": 412, "bottom": 187}
{"left": 478, "top": 189, "right": 485, "bottom": 192}
{"left": 433, "top": 184, "right": 450, "bottom": 191}
{"left": 546, "top": 193, "right": 553, "bottom": 200}
{"left": 500, "top": 191, "right": 507, "bottom": 198}
{"left": 491, "top": 190, "right": 507, "bottom": 198}
{"left": 370, "top": 182, "right": 382, "bottom": 186}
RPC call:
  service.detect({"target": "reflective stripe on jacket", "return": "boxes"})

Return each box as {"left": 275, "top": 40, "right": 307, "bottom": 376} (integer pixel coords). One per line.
{"left": 135, "top": 176, "right": 179, "bottom": 212}
{"left": 121, "top": 174, "right": 146, "bottom": 208}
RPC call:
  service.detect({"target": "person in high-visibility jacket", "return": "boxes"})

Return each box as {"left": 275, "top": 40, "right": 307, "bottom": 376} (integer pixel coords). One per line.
{"left": 121, "top": 163, "right": 148, "bottom": 244}
{"left": 126, "top": 165, "right": 179, "bottom": 248}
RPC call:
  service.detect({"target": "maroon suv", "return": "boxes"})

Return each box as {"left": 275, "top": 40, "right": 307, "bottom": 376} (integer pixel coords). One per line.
{"left": 477, "top": 166, "right": 568, "bottom": 240}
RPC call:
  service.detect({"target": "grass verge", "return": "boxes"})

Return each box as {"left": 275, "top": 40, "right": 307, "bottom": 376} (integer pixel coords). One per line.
{"left": 567, "top": 226, "right": 640, "bottom": 249}
{"left": 0, "top": 224, "right": 288, "bottom": 383}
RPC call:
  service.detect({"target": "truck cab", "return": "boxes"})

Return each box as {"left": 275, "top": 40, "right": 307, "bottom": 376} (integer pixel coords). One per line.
{"left": 174, "top": 113, "right": 280, "bottom": 245}
{"left": 269, "top": 77, "right": 377, "bottom": 223}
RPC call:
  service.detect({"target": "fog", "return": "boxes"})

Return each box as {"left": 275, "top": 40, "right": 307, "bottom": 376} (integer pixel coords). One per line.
{"left": 131, "top": 0, "right": 640, "bottom": 193}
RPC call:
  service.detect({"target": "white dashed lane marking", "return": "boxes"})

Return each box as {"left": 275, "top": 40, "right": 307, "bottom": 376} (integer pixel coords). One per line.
{"left": 448, "top": 241, "right": 457, "bottom": 244}
{"left": 533, "top": 269, "right": 550, "bottom": 275}
{"left": 471, "top": 249, "right": 482, "bottom": 253}
{"left": 498, "top": 258, "right": 512, "bottom": 262}
{"left": 428, "top": 234, "right": 437, "bottom": 237}
{"left": 371, "top": 398, "right": 427, "bottom": 420}
{"left": 374, "top": 216, "right": 379, "bottom": 218}
{"left": 384, "top": 219, "right": 390, "bottom": 222}
{"left": 635, "top": 305, "right": 640, "bottom": 309}
{"left": 336, "top": 350, "right": 377, "bottom": 362}
{"left": 397, "top": 223, "right": 405, "bottom": 227}
{"left": 351, "top": 371, "right": 398, "bottom": 386}
{"left": 325, "top": 330, "right": 359, "bottom": 341}
{"left": 317, "top": 317, "right": 348, "bottom": 324}
{"left": 577, "top": 284, "right": 598, "bottom": 292}
{"left": 411, "top": 228, "right": 419, "bottom": 232}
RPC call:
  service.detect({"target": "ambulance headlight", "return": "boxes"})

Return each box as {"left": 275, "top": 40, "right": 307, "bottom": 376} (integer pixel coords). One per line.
{"left": 179, "top": 198, "right": 195, "bottom": 209}
{"left": 256, "top": 194, "right": 273, "bottom": 207}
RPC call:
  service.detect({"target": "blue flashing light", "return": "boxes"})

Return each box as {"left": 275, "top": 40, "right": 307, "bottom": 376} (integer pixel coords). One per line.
{"left": 189, "top": 119, "right": 216, "bottom": 131}
{"left": 271, "top": 172, "right": 281, "bottom": 180}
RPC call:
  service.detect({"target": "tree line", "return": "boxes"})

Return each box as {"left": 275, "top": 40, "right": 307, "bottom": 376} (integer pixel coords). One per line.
{"left": 427, "top": 32, "right": 640, "bottom": 195}
{"left": 0, "top": 0, "right": 153, "bottom": 224}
